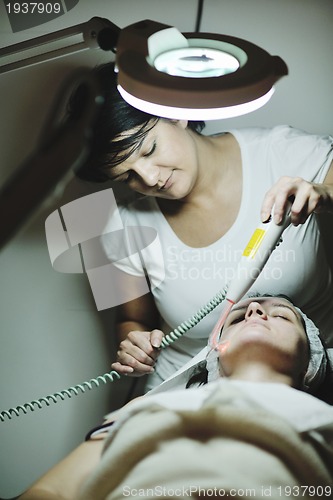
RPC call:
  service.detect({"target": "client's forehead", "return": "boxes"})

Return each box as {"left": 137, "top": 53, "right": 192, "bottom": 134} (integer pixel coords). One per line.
{"left": 236, "top": 296, "right": 291, "bottom": 307}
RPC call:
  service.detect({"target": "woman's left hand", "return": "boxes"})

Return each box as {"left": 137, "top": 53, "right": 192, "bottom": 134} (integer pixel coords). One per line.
{"left": 261, "top": 175, "right": 333, "bottom": 226}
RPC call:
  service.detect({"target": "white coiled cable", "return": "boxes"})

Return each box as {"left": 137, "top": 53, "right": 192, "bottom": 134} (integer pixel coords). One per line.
{"left": 0, "top": 286, "right": 228, "bottom": 422}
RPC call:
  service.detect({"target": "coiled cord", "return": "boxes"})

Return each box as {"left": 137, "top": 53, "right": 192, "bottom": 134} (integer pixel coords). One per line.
{"left": 0, "top": 286, "right": 227, "bottom": 422}
{"left": 160, "top": 287, "right": 228, "bottom": 347}
{"left": 0, "top": 372, "right": 121, "bottom": 422}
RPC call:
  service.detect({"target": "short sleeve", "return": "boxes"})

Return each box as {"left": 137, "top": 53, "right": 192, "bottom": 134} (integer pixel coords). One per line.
{"left": 101, "top": 202, "right": 165, "bottom": 289}
{"left": 267, "top": 125, "right": 333, "bottom": 183}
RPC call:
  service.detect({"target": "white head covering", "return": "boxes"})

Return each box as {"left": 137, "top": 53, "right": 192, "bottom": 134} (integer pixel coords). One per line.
{"left": 295, "top": 307, "right": 328, "bottom": 391}
{"left": 206, "top": 307, "right": 328, "bottom": 393}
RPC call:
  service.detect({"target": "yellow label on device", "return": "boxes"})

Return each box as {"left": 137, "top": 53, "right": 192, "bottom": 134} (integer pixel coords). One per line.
{"left": 243, "top": 229, "right": 266, "bottom": 258}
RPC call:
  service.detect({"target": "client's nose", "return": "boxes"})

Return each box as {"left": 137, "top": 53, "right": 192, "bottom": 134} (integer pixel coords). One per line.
{"left": 245, "top": 301, "right": 268, "bottom": 320}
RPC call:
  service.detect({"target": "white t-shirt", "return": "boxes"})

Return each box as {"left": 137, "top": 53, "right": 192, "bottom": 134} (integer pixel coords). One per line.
{"left": 102, "top": 125, "right": 333, "bottom": 388}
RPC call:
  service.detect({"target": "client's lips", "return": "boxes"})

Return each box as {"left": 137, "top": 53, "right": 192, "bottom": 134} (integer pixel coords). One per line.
{"left": 245, "top": 319, "right": 269, "bottom": 330}
{"left": 160, "top": 171, "right": 173, "bottom": 190}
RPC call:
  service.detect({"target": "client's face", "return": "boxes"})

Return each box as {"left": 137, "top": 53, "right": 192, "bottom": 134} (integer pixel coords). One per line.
{"left": 217, "top": 297, "right": 309, "bottom": 383}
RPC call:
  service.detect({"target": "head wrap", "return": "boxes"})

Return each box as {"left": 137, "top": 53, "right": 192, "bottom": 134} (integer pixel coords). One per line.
{"left": 295, "top": 307, "right": 328, "bottom": 392}
{"left": 206, "top": 307, "right": 328, "bottom": 393}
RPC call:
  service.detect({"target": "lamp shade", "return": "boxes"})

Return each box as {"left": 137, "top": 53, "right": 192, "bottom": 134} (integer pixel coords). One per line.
{"left": 116, "top": 20, "right": 288, "bottom": 120}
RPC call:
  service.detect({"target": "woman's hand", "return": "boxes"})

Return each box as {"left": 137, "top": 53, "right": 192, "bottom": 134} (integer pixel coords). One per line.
{"left": 261, "top": 175, "right": 333, "bottom": 226}
{"left": 111, "top": 329, "right": 164, "bottom": 376}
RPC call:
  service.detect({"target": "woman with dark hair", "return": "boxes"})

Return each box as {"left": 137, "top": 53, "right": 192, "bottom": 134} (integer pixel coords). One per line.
{"left": 71, "top": 63, "right": 205, "bottom": 182}
{"left": 69, "top": 62, "right": 333, "bottom": 391}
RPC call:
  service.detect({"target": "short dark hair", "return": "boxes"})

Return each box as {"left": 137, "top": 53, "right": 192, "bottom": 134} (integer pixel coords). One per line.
{"left": 68, "top": 62, "right": 205, "bottom": 182}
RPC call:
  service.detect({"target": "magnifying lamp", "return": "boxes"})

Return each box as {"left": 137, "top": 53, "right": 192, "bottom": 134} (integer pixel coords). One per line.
{"left": 0, "top": 16, "right": 287, "bottom": 246}
{"left": 0, "top": 16, "right": 287, "bottom": 120}
{"left": 116, "top": 19, "right": 288, "bottom": 120}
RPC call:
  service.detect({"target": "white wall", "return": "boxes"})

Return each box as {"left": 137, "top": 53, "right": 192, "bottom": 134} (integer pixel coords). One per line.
{"left": 0, "top": 1, "right": 332, "bottom": 497}
{"left": 202, "top": 0, "right": 333, "bottom": 136}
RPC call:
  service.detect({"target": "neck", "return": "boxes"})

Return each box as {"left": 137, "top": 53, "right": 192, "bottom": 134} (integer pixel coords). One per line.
{"left": 185, "top": 132, "right": 239, "bottom": 205}
{"left": 225, "top": 362, "right": 295, "bottom": 387}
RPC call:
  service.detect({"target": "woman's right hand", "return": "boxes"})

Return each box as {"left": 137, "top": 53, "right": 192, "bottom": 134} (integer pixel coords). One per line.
{"left": 111, "top": 329, "right": 164, "bottom": 376}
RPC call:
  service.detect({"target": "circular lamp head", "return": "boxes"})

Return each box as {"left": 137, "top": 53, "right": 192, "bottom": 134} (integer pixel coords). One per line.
{"left": 154, "top": 47, "right": 240, "bottom": 78}
{"left": 115, "top": 20, "right": 288, "bottom": 120}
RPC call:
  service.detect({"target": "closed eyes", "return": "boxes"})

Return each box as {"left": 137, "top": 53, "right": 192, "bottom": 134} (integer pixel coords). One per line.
{"left": 109, "top": 140, "right": 157, "bottom": 183}
{"left": 228, "top": 309, "right": 291, "bottom": 325}
{"left": 142, "top": 141, "right": 156, "bottom": 157}
{"left": 115, "top": 142, "right": 157, "bottom": 183}
{"left": 272, "top": 314, "right": 290, "bottom": 321}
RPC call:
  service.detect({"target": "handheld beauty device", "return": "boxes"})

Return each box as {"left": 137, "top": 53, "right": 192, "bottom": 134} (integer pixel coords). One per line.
{"left": 227, "top": 203, "right": 292, "bottom": 303}
{"left": 209, "top": 203, "right": 292, "bottom": 348}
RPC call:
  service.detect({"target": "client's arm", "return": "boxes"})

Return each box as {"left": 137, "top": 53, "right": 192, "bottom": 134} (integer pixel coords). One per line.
{"left": 18, "top": 396, "right": 144, "bottom": 500}
{"left": 19, "top": 438, "right": 104, "bottom": 500}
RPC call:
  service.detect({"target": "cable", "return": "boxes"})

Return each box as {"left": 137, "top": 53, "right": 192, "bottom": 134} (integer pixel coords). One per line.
{"left": 160, "top": 286, "right": 227, "bottom": 347}
{"left": 0, "top": 286, "right": 228, "bottom": 422}
{"left": 0, "top": 372, "right": 121, "bottom": 422}
{"left": 195, "top": 0, "right": 205, "bottom": 32}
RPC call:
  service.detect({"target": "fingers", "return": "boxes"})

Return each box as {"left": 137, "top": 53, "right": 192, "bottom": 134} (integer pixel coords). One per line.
{"left": 112, "top": 329, "right": 164, "bottom": 377}
{"left": 260, "top": 190, "right": 276, "bottom": 224}
{"left": 261, "top": 176, "right": 322, "bottom": 226}
{"left": 111, "top": 361, "right": 135, "bottom": 375}
{"left": 111, "top": 360, "right": 151, "bottom": 376}
{"left": 150, "top": 329, "right": 164, "bottom": 348}
{"left": 261, "top": 176, "right": 297, "bottom": 224}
